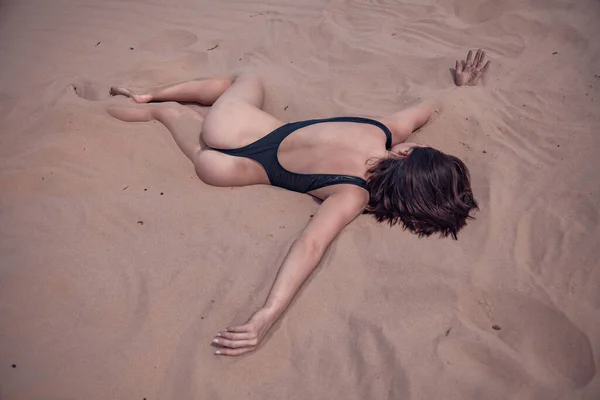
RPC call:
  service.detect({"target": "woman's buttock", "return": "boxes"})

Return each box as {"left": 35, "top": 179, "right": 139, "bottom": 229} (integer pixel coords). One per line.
{"left": 194, "top": 147, "right": 270, "bottom": 187}
{"left": 201, "top": 100, "right": 283, "bottom": 150}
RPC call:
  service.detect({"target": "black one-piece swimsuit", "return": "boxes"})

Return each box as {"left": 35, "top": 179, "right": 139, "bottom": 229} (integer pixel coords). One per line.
{"left": 213, "top": 116, "right": 393, "bottom": 193}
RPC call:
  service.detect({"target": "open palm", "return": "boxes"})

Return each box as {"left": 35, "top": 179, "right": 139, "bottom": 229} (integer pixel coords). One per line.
{"left": 455, "top": 49, "right": 491, "bottom": 86}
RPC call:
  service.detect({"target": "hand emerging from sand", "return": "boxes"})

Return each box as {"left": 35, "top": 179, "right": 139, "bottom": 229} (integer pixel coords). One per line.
{"left": 454, "top": 49, "right": 491, "bottom": 86}
{"left": 212, "top": 308, "right": 276, "bottom": 356}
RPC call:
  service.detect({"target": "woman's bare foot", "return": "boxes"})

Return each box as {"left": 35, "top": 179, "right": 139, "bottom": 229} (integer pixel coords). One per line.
{"left": 109, "top": 86, "right": 153, "bottom": 103}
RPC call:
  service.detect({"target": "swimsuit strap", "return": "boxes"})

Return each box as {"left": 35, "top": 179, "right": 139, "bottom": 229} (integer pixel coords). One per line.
{"left": 297, "top": 117, "right": 393, "bottom": 149}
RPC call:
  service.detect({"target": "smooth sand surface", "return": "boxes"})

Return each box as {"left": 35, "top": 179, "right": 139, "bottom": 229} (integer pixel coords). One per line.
{"left": 1, "top": 0, "right": 599, "bottom": 398}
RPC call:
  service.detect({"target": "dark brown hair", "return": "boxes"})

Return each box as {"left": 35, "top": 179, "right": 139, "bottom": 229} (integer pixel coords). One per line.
{"left": 365, "top": 147, "right": 478, "bottom": 239}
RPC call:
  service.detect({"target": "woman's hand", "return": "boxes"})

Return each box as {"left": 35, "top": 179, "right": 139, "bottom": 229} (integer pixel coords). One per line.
{"left": 455, "top": 49, "right": 491, "bottom": 86}
{"left": 212, "top": 307, "right": 277, "bottom": 356}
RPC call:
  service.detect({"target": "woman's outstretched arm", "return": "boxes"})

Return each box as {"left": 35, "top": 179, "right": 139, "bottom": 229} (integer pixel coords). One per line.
{"left": 212, "top": 188, "right": 368, "bottom": 356}
{"left": 380, "top": 102, "right": 437, "bottom": 145}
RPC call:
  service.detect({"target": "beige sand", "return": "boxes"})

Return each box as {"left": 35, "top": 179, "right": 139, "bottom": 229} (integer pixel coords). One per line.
{"left": 1, "top": 0, "right": 599, "bottom": 398}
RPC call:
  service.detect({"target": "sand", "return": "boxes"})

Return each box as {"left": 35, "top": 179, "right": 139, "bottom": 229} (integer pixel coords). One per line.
{"left": 1, "top": 0, "right": 599, "bottom": 398}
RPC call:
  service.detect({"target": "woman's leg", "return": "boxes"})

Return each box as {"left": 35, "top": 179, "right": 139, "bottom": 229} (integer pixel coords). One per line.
{"left": 106, "top": 101, "right": 269, "bottom": 187}
{"left": 109, "top": 73, "right": 280, "bottom": 162}
{"left": 107, "top": 102, "right": 203, "bottom": 161}
{"left": 200, "top": 74, "right": 280, "bottom": 149}
{"left": 110, "top": 76, "right": 234, "bottom": 105}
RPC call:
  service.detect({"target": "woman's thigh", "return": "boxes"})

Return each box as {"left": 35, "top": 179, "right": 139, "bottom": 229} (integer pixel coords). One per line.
{"left": 201, "top": 75, "right": 284, "bottom": 149}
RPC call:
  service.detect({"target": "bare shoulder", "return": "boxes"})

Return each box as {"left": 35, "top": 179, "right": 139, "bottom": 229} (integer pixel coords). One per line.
{"left": 300, "top": 185, "right": 368, "bottom": 246}
{"left": 310, "top": 183, "right": 369, "bottom": 207}
{"left": 313, "top": 186, "right": 369, "bottom": 224}
{"left": 334, "top": 185, "right": 369, "bottom": 209}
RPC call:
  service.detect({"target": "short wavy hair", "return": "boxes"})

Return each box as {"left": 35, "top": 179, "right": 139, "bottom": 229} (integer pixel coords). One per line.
{"left": 365, "top": 147, "right": 478, "bottom": 239}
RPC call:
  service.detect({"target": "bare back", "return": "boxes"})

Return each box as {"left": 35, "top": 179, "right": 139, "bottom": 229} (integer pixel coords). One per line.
{"left": 277, "top": 121, "right": 388, "bottom": 182}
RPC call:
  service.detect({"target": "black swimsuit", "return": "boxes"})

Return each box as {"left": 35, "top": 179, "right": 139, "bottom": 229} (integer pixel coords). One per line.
{"left": 213, "top": 117, "right": 393, "bottom": 193}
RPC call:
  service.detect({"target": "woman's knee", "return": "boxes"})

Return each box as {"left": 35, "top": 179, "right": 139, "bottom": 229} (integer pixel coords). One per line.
{"left": 231, "top": 74, "right": 264, "bottom": 106}
{"left": 211, "top": 76, "right": 236, "bottom": 94}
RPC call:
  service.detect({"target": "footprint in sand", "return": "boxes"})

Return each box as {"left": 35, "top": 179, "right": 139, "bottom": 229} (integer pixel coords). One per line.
{"left": 138, "top": 29, "right": 198, "bottom": 52}
{"left": 457, "top": 288, "right": 596, "bottom": 388}
{"left": 70, "top": 79, "right": 105, "bottom": 101}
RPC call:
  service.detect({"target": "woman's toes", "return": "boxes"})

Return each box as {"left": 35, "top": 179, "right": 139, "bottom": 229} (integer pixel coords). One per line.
{"left": 109, "top": 86, "right": 132, "bottom": 97}
{"left": 109, "top": 86, "right": 152, "bottom": 103}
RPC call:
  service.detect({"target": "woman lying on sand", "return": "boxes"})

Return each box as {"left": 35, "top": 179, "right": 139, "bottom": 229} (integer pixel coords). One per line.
{"left": 108, "top": 49, "right": 491, "bottom": 356}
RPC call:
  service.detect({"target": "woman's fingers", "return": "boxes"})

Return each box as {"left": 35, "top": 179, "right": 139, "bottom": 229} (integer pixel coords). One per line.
{"left": 212, "top": 323, "right": 260, "bottom": 353}
{"left": 216, "top": 331, "right": 254, "bottom": 340}
{"left": 475, "top": 49, "right": 483, "bottom": 66}
{"left": 213, "top": 337, "right": 258, "bottom": 349}
{"left": 215, "top": 347, "right": 254, "bottom": 356}
{"left": 225, "top": 324, "right": 252, "bottom": 333}
{"left": 480, "top": 60, "right": 491, "bottom": 74}
{"left": 465, "top": 50, "right": 474, "bottom": 67}
{"left": 212, "top": 325, "right": 259, "bottom": 354}
{"left": 455, "top": 60, "right": 462, "bottom": 74}
{"left": 476, "top": 50, "right": 486, "bottom": 67}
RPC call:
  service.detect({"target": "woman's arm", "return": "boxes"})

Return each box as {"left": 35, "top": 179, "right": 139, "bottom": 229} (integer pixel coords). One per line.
{"left": 379, "top": 102, "right": 436, "bottom": 145}
{"left": 212, "top": 189, "right": 368, "bottom": 356}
